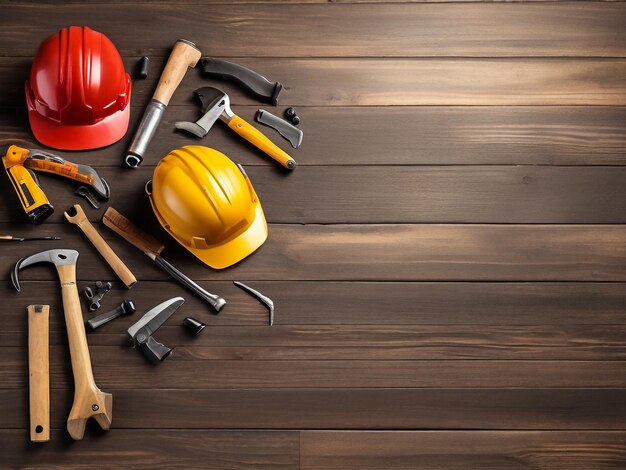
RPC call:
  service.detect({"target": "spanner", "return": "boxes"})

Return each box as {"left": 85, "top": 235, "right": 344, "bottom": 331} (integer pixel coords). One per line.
{"left": 75, "top": 186, "right": 100, "bottom": 209}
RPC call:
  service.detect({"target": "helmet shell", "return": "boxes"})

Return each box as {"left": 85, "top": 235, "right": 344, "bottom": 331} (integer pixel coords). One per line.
{"left": 25, "top": 26, "right": 131, "bottom": 150}
{"left": 149, "top": 146, "right": 268, "bottom": 269}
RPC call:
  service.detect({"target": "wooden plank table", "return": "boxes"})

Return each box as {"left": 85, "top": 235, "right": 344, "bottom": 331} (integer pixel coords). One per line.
{"left": 0, "top": 1, "right": 625, "bottom": 468}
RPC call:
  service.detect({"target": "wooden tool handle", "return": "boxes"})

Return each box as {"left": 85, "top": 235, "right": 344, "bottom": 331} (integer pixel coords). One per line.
{"left": 102, "top": 207, "right": 165, "bottom": 255}
{"left": 65, "top": 205, "right": 137, "bottom": 288}
{"left": 153, "top": 39, "right": 201, "bottom": 105}
{"left": 228, "top": 115, "right": 296, "bottom": 169}
{"left": 28, "top": 304, "right": 50, "bottom": 442}
{"left": 56, "top": 264, "right": 112, "bottom": 440}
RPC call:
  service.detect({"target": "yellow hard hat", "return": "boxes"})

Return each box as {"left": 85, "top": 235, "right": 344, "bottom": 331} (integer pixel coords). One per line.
{"left": 147, "top": 145, "right": 268, "bottom": 269}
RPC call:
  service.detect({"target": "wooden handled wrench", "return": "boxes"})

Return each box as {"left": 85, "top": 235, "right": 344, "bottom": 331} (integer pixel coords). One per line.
{"left": 65, "top": 204, "right": 137, "bottom": 288}
{"left": 13, "top": 250, "right": 112, "bottom": 440}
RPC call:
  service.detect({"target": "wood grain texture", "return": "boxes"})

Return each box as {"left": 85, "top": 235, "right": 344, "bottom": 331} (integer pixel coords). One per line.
{"left": 27, "top": 304, "right": 49, "bottom": 442}
{"left": 1, "top": 3, "right": 625, "bottom": 57}
{"left": 4, "top": 57, "right": 626, "bottom": 107}
{"left": 2, "top": 224, "right": 625, "bottom": 282}
{"left": 4, "top": 165, "right": 626, "bottom": 224}
{"left": 2, "top": 389, "right": 625, "bottom": 430}
{"left": 3, "top": 166, "right": 626, "bottom": 224}
{"left": 1, "top": 0, "right": 615, "bottom": 4}
{"left": 3, "top": 106, "right": 626, "bottom": 166}
{"left": 1, "top": 282, "right": 624, "bottom": 339}
{"left": 64, "top": 205, "right": 137, "bottom": 288}
{"left": 0, "top": 430, "right": 299, "bottom": 469}
{"left": 2, "top": 346, "right": 626, "bottom": 389}
{"left": 6, "top": 324, "right": 626, "bottom": 360}
{"left": 2, "top": 0, "right": 626, "bottom": 466}
{"left": 2, "top": 0, "right": 620, "bottom": 6}
{"left": 300, "top": 431, "right": 626, "bottom": 469}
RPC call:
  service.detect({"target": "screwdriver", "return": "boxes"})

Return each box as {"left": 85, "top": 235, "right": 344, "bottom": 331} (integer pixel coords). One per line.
{"left": 0, "top": 235, "right": 61, "bottom": 242}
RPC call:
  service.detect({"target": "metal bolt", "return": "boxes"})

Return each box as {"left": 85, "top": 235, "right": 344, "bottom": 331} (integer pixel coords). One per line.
{"left": 92, "top": 404, "right": 99, "bottom": 411}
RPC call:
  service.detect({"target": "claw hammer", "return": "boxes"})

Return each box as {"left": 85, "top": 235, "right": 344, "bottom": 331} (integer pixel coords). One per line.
{"left": 12, "top": 249, "right": 112, "bottom": 440}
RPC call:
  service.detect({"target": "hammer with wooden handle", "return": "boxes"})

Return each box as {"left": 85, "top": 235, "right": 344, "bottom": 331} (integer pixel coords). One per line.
{"left": 13, "top": 250, "right": 112, "bottom": 440}
{"left": 125, "top": 39, "right": 201, "bottom": 168}
{"left": 64, "top": 204, "right": 137, "bottom": 288}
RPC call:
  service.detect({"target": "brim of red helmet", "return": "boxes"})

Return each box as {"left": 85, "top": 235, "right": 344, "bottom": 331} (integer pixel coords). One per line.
{"left": 27, "top": 104, "right": 130, "bottom": 151}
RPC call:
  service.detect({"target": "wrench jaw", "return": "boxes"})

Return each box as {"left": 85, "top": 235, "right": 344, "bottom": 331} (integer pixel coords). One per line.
{"left": 11, "top": 249, "right": 80, "bottom": 291}
{"left": 174, "top": 121, "right": 208, "bottom": 138}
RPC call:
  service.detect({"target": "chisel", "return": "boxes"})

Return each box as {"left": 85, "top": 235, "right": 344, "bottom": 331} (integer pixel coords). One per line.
{"left": 101, "top": 207, "right": 226, "bottom": 312}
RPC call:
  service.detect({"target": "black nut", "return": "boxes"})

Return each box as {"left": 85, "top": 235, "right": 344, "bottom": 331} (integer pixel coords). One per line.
{"left": 284, "top": 107, "right": 300, "bottom": 126}
{"left": 182, "top": 317, "right": 206, "bottom": 336}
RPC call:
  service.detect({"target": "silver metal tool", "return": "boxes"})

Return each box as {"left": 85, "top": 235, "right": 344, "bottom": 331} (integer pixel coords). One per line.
{"left": 255, "top": 109, "right": 303, "bottom": 148}
{"left": 127, "top": 297, "right": 184, "bottom": 363}
{"left": 233, "top": 281, "right": 275, "bottom": 326}
{"left": 102, "top": 207, "right": 226, "bottom": 312}
{"left": 87, "top": 300, "right": 136, "bottom": 330}
{"left": 75, "top": 186, "right": 100, "bottom": 209}
{"left": 83, "top": 281, "right": 113, "bottom": 312}
{"left": 175, "top": 87, "right": 296, "bottom": 170}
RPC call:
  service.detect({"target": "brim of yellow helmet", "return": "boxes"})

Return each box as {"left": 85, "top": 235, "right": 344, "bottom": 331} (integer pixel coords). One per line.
{"left": 186, "top": 203, "right": 268, "bottom": 270}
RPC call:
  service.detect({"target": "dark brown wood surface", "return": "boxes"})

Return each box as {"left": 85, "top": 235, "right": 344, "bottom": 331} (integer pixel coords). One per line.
{"left": 0, "top": 1, "right": 625, "bottom": 468}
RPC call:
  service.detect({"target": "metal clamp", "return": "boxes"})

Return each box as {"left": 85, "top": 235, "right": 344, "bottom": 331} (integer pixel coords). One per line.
{"left": 83, "top": 281, "right": 113, "bottom": 312}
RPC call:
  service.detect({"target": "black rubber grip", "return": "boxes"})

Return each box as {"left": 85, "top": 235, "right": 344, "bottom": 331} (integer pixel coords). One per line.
{"left": 140, "top": 336, "right": 172, "bottom": 364}
{"left": 87, "top": 308, "right": 122, "bottom": 330}
{"left": 199, "top": 57, "right": 282, "bottom": 105}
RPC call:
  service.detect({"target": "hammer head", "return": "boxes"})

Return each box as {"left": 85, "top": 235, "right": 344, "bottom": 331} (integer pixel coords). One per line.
{"left": 12, "top": 249, "right": 79, "bottom": 291}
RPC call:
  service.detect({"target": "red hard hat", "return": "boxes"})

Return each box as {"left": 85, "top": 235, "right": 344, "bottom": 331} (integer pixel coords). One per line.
{"left": 25, "top": 26, "right": 131, "bottom": 150}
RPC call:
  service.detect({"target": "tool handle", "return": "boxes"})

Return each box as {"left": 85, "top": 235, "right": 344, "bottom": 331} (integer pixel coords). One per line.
{"left": 65, "top": 205, "right": 137, "bottom": 288}
{"left": 228, "top": 115, "right": 296, "bottom": 170}
{"left": 28, "top": 304, "right": 50, "bottom": 442}
{"left": 87, "top": 306, "right": 122, "bottom": 330}
{"left": 87, "top": 301, "right": 135, "bottom": 330}
{"left": 154, "top": 255, "right": 226, "bottom": 312}
{"left": 25, "top": 159, "right": 93, "bottom": 186}
{"left": 56, "top": 264, "right": 112, "bottom": 440}
{"left": 199, "top": 57, "right": 282, "bottom": 105}
{"left": 153, "top": 39, "right": 201, "bottom": 105}
{"left": 139, "top": 336, "right": 172, "bottom": 364}
{"left": 2, "top": 155, "right": 54, "bottom": 224}
{"left": 102, "top": 207, "right": 165, "bottom": 255}
{"left": 256, "top": 109, "right": 303, "bottom": 149}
